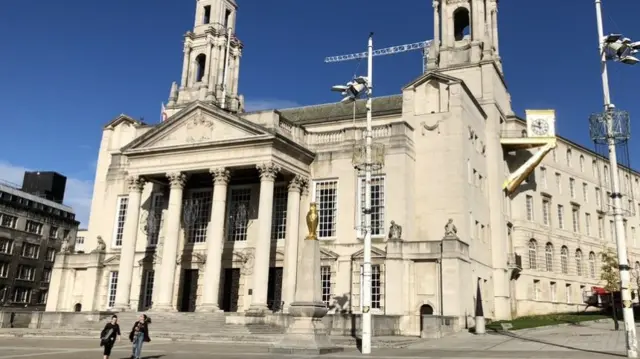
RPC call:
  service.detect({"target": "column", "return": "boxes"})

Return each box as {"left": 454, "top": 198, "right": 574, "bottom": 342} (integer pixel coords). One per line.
{"left": 282, "top": 175, "right": 308, "bottom": 311}
{"left": 433, "top": 1, "right": 440, "bottom": 47}
{"left": 215, "top": 35, "right": 226, "bottom": 97}
{"left": 491, "top": 1, "right": 499, "bottom": 55}
{"left": 207, "top": 39, "right": 220, "bottom": 97}
{"left": 297, "top": 182, "right": 311, "bottom": 265}
{"left": 198, "top": 167, "right": 231, "bottom": 312}
{"left": 113, "top": 175, "right": 145, "bottom": 311}
{"left": 180, "top": 45, "right": 191, "bottom": 89}
{"left": 248, "top": 162, "right": 281, "bottom": 313}
{"left": 231, "top": 50, "right": 241, "bottom": 96}
{"left": 154, "top": 172, "right": 187, "bottom": 311}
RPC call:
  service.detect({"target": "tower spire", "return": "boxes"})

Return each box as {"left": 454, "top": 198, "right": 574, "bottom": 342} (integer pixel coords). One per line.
{"left": 169, "top": 0, "right": 244, "bottom": 113}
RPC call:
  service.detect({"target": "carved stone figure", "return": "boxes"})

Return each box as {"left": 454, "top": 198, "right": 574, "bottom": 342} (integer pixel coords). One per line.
{"left": 60, "top": 239, "right": 71, "bottom": 253}
{"left": 306, "top": 202, "right": 319, "bottom": 240}
{"left": 445, "top": 218, "right": 458, "bottom": 237}
{"left": 388, "top": 220, "right": 403, "bottom": 240}
{"left": 93, "top": 236, "right": 106, "bottom": 252}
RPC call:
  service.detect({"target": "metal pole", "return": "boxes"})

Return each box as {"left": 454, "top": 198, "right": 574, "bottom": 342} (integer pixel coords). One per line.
{"left": 595, "top": 1, "right": 638, "bottom": 357}
{"left": 361, "top": 32, "right": 374, "bottom": 355}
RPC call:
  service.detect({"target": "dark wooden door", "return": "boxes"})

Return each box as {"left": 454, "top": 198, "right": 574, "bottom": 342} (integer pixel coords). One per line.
{"left": 222, "top": 268, "right": 240, "bottom": 312}
{"left": 180, "top": 269, "right": 199, "bottom": 312}
{"left": 267, "top": 267, "right": 283, "bottom": 312}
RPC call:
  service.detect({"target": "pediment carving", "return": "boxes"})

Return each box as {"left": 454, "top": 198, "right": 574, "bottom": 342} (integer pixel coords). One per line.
{"left": 103, "top": 254, "right": 120, "bottom": 265}
{"left": 351, "top": 246, "right": 386, "bottom": 260}
{"left": 138, "top": 252, "right": 161, "bottom": 266}
{"left": 176, "top": 252, "right": 207, "bottom": 265}
{"left": 320, "top": 248, "right": 339, "bottom": 260}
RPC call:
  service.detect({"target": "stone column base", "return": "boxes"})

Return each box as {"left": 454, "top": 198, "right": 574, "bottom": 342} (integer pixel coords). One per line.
{"left": 270, "top": 303, "right": 342, "bottom": 355}
{"left": 196, "top": 304, "right": 223, "bottom": 313}
{"left": 245, "top": 304, "right": 269, "bottom": 317}
{"left": 150, "top": 304, "right": 177, "bottom": 312}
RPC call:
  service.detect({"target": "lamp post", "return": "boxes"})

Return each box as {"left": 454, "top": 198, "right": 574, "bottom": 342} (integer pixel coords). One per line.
{"left": 331, "top": 32, "right": 375, "bottom": 355}
{"left": 592, "top": 1, "right": 639, "bottom": 357}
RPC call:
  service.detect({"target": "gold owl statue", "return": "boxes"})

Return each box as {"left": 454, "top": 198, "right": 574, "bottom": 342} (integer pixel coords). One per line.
{"left": 306, "top": 202, "right": 319, "bottom": 240}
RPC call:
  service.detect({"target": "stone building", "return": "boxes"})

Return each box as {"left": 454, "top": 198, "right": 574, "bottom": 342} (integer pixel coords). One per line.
{"left": 0, "top": 176, "right": 79, "bottom": 316}
{"left": 44, "top": 0, "right": 640, "bottom": 335}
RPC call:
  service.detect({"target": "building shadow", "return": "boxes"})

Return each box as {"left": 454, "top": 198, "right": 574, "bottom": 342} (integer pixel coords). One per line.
{"left": 490, "top": 330, "right": 624, "bottom": 357}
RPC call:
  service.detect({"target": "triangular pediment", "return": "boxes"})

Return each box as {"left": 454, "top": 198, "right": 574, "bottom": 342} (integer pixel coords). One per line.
{"left": 320, "top": 248, "right": 339, "bottom": 260}
{"left": 122, "top": 102, "right": 273, "bottom": 151}
{"left": 103, "top": 254, "right": 120, "bottom": 265}
{"left": 403, "top": 71, "right": 462, "bottom": 91}
{"left": 104, "top": 114, "right": 146, "bottom": 130}
{"left": 351, "top": 246, "right": 386, "bottom": 260}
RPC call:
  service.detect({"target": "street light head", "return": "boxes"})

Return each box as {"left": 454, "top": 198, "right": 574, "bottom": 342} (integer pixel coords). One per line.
{"left": 604, "top": 34, "right": 623, "bottom": 43}
{"left": 331, "top": 85, "right": 348, "bottom": 92}
{"left": 353, "top": 76, "right": 369, "bottom": 85}
{"left": 630, "top": 41, "right": 640, "bottom": 50}
{"left": 620, "top": 55, "right": 640, "bottom": 65}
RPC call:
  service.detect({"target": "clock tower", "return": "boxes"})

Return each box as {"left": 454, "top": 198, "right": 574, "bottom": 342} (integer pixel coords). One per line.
{"left": 165, "top": 0, "right": 244, "bottom": 115}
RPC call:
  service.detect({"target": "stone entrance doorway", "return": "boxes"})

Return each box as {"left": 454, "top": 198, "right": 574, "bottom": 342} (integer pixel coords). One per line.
{"left": 267, "top": 267, "right": 283, "bottom": 312}
{"left": 222, "top": 268, "right": 241, "bottom": 312}
{"left": 179, "top": 269, "right": 199, "bottom": 312}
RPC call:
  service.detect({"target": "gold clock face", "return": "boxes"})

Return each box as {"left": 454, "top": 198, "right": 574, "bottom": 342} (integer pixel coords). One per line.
{"left": 531, "top": 118, "right": 549, "bottom": 136}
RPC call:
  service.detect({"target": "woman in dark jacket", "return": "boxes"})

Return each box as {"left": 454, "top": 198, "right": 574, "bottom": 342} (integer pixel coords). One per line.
{"left": 129, "top": 314, "right": 151, "bottom": 359}
{"left": 100, "top": 315, "right": 121, "bottom": 359}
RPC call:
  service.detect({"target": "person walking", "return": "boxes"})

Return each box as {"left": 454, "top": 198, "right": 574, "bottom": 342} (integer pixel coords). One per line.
{"left": 128, "top": 314, "right": 151, "bottom": 359}
{"left": 99, "top": 315, "right": 121, "bottom": 359}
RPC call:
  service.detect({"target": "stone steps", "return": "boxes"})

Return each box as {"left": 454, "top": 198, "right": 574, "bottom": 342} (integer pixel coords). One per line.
{"left": 0, "top": 328, "right": 421, "bottom": 348}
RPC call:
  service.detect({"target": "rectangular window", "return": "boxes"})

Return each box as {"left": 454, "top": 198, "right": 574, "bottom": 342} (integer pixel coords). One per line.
{"left": 585, "top": 213, "right": 591, "bottom": 236}
{"left": 17, "top": 265, "right": 36, "bottom": 281}
{"left": 371, "top": 264, "right": 381, "bottom": 309}
{"left": 595, "top": 188, "right": 602, "bottom": 208}
{"left": 142, "top": 270, "right": 154, "bottom": 309}
{"left": 42, "top": 268, "right": 51, "bottom": 283}
{"left": 75, "top": 236, "right": 85, "bottom": 252}
{"left": 107, "top": 271, "right": 118, "bottom": 308}
{"left": 46, "top": 248, "right": 55, "bottom": 261}
{"left": 184, "top": 190, "right": 213, "bottom": 244}
{"left": 21, "top": 243, "right": 39, "bottom": 259}
{"left": 13, "top": 287, "right": 31, "bottom": 304}
{"left": 557, "top": 204, "right": 564, "bottom": 229}
{"left": 0, "top": 262, "right": 9, "bottom": 278}
{"left": 598, "top": 216, "right": 605, "bottom": 239}
{"left": 313, "top": 180, "right": 338, "bottom": 239}
{"left": 582, "top": 183, "right": 588, "bottom": 202}
{"left": 572, "top": 207, "right": 580, "bottom": 233}
{"left": 610, "top": 220, "right": 615, "bottom": 241}
{"left": 320, "top": 266, "right": 331, "bottom": 307}
{"left": 526, "top": 195, "right": 534, "bottom": 221}
{"left": 542, "top": 198, "right": 550, "bottom": 226}
{"left": 112, "top": 196, "right": 129, "bottom": 247}
{"left": 540, "top": 167, "right": 547, "bottom": 188}
{"left": 203, "top": 5, "right": 211, "bottom": 24}
{"left": 0, "top": 213, "right": 17, "bottom": 229}
{"left": 147, "top": 193, "right": 164, "bottom": 246}
{"left": 569, "top": 178, "right": 576, "bottom": 198}
{"left": 25, "top": 220, "right": 43, "bottom": 235}
{"left": 565, "top": 283, "right": 572, "bottom": 303}
{"left": 606, "top": 192, "right": 612, "bottom": 209}
{"left": 533, "top": 280, "right": 541, "bottom": 300}
{"left": 224, "top": 8, "right": 232, "bottom": 28}
{"left": 555, "top": 173, "right": 562, "bottom": 193}
{"left": 227, "top": 187, "right": 251, "bottom": 242}
{"left": 550, "top": 281, "right": 557, "bottom": 302}
{"left": 271, "top": 186, "right": 288, "bottom": 241}
{"left": 0, "top": 239, "right": 12, "bottom": 254}
{"left": 49, "top": 226, "right": 58, "bottom": 238}
{"left": 37, "top": 290, "right": 48, "bottom": 304}
{"left": 358, "top": 176, "right": 385, "bottom": 237}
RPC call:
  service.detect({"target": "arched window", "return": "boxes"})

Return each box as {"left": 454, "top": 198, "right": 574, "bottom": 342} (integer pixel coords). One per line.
{"left": 453, "top": 7, "right": 470, "bottom": 41}
{"left": 579, "top": 155, "right": 585, "bottom": 172}
{"left": 195, "top": 54, "right": 207, "bottom": 82}
{"left": 560, "top": 246, "right": 569, "bottom": 274}
{"left": 566, "top": 149, "right": 572, "bottom": 167}
{"left": 592, "top": 160, "right": 598, "bottom": 176}
{"left": 545, "top": 243, "right": 554, "bottom": 272}
{"left": 575, "top": 249, "right": 583, "bottom": 276}
{"left": 528, "top": 239, "right": 538, "bottom": 270}
{"left": 589, "top": 252, "right": 597, "bottom": 278}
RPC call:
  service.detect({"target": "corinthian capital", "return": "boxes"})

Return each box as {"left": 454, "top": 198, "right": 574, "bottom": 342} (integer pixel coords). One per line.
{"left": 210, "top": 167, "right": 231, "bottom": 185}
{"left": 288, "top": 174, "right": 309, "bottom": 192}
{"left": 127, "top": 176, "right": 146, "bottom": 193}
{"left": 167, "top": 172, "right": 187, "bottom": 189}
{"left": 256, "top": 162, "right": 281, "bottom": 181}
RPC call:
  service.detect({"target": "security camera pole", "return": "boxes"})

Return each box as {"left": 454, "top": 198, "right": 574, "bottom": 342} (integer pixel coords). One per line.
{"left": 594, "top": 1, "right": 638, "bottom": 357}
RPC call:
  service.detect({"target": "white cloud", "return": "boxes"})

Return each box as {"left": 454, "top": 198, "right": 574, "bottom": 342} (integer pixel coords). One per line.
{"left": 244, "top": 99, "right": 301, "bottom": 112}
{"left": 0, "top": 161, "right": 93, "bottom": 228}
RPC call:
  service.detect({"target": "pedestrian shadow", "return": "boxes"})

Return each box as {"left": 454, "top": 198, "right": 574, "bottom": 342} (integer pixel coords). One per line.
{"left": 491, "top": 330, "right": 624, "bottom": 357}
{"left": 119, "top": 356, "right": 165, "bottom": 359}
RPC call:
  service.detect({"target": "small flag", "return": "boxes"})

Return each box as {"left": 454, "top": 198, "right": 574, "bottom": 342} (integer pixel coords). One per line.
{"left": 161, "top": 103, "right": 168, "bottom": 122}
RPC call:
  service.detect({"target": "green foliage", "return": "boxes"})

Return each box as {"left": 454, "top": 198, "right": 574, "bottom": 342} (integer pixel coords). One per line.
{"left": 600, "top": 248, "right": 620, "bottom": 292}
{"left": 486, "top": 312, "right": 609, "bottom": 330}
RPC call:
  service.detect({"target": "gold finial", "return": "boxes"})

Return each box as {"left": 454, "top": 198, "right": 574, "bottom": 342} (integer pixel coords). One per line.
{"left": 305, "top": 202, "right": 319, "bottom": 240}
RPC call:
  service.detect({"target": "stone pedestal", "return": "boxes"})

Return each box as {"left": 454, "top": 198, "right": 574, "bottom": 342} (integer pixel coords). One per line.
{"left": 270, "top": 236, "right": 343, "bottom": 355}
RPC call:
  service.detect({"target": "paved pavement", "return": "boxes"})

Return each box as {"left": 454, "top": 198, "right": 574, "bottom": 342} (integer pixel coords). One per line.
{"left": 0, "top": 321, "right": 633, "bottom": 358}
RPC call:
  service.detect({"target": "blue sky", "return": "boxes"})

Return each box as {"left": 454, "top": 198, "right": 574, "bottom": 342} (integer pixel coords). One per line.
{"left": 1, "top": 0, "right": 639, "bottom": 226}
